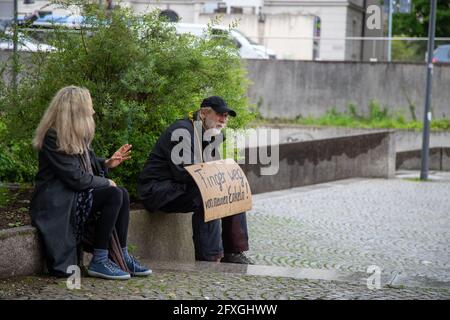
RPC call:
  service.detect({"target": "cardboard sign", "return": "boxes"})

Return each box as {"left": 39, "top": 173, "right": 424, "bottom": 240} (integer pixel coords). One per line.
{"left": 185, "top": 159, "right": 253, "bottom": 222}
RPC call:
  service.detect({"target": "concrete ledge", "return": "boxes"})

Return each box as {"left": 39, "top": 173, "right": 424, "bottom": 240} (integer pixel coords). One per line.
{"left": 256, "top": 125, "right": 450, "bottom": 153}
{"left": 242, "top": 131, "right": 396, "bottom": 194}
{"left": 0, "top": 226, "right": 43, "bottom": 278}
{"left": 0, "top": 210, "right": 194, "bottom": 279}
{"left": 127, "top": 210, "right": 194, "bottom": 262}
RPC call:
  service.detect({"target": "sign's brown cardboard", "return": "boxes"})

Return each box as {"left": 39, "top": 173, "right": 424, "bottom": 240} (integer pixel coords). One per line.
{"left": 185, "top": 159, "right": 253, "bottom": 222}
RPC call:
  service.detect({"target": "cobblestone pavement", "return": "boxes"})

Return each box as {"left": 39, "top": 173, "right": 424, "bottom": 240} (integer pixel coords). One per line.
{"left": 1, "top": 171, "right": 449, "bottom": 300}
{"left": 0, "top": 268, "right": 449, "bottom": 300}
{"left": 247, "top": 172, "right": 450, "bottom": 288}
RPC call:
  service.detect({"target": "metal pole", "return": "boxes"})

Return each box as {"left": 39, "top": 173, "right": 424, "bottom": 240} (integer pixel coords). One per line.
{"left": 420, "top": 0, "right": 437, "bottom": 180}
{"left": 387, "top": 0, "right": 393, "bottom": 62}
{"left": 12, "top": 0, "right": 18, "bottom": 95}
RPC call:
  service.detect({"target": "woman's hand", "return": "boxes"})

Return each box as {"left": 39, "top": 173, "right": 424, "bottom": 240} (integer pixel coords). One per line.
{"left": 108, "top": 179, "right": 117, "bottom": 187}
{"left": 105, "top": 144, "right": 132, "bottom": 169}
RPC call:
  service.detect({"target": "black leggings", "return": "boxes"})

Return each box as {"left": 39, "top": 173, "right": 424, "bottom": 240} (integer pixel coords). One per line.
{"left": 90, "top": 186, "right": 130, "bottom": 250}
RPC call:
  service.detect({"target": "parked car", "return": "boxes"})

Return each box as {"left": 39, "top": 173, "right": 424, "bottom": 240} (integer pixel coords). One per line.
{"left": 0, "top": 32, "right": 56, "bottom": 52}
{"left": 433, "top": 45, "right": 450, "bottom": 63}
{"left": 175, "top": 23, "right": 276, "bottom": 60}
{"left": 29, "top": 14, "right": 86, "bottom": 29}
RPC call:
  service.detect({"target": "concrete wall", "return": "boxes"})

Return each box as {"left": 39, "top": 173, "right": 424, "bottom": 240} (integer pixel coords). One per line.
{"left": 245, "top": 60, "right": 450, "bottom": 120}
{"left": 241, "top": 131, "right": 396, "bottom": 194}
{"left": 392, "top": 130, "right": 450, "bottom": 152}
{"left": 396, "top": 148, "right": 450, "bottom": 171}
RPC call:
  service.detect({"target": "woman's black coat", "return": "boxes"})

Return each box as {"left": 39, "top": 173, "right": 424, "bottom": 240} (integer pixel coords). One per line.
{"left": 30, "top": 129, "right": 110, "bottom": 276}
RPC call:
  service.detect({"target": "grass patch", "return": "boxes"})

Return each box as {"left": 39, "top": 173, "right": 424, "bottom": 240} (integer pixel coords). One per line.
{"left": 253, "top": 101, "right": 450, "bottom": 131}
{"left": 0, "top": 186, "right": 13, "bottom": 208}
{"left": 403, "top": 177, "right": 434, "bottom": 183}
{"left": 385, "top": 284, "right": 406, "bottom": 290}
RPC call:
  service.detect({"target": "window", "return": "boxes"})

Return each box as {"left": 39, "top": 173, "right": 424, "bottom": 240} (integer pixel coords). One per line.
{"left": 215, "top": 3, "right": 227, "bottom": 13}
{"left": 230, "top": 7, "right": 243, "bottom": 14}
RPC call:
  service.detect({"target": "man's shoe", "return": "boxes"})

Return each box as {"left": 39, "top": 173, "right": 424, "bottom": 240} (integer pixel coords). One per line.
{"left": 87, "top": 260, "right": 131, "bottom": 280}
{"left": 220, "top": 252, "right": 254, "bottom": 265}
{"left": 125, "top": 255, "right": 152, "bottom": 276}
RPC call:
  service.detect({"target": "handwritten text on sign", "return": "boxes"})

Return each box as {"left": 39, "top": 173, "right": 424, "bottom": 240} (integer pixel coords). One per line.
{"left": 185, "top": 159, "right": 252, "bottom": 222}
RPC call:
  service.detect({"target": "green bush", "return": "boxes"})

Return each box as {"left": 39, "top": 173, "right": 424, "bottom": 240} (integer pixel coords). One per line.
{"left": 0, "top": 3, "right": 254, "bottom": 195}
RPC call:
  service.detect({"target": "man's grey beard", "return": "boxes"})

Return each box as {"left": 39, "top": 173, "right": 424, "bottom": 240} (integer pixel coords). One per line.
{"left": 203, "top": 117, "right": 223, "bottom": 139}
{"left": 204, "top": 127, "right": 222, "bottom": 140}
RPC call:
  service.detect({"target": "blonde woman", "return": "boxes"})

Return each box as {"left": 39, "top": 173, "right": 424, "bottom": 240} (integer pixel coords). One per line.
{"left": 30, "top": 86, "right": 151, "bottom": 280}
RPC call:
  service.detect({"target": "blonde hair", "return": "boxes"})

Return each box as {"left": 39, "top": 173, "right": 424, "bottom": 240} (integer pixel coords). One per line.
{"left": 32, "top": 86, "right": 95, "bottom": 154}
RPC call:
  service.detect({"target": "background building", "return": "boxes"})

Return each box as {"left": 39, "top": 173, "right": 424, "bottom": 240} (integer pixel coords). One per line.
{"left": 12, "top": 0, "right": 387, "bottom": 61}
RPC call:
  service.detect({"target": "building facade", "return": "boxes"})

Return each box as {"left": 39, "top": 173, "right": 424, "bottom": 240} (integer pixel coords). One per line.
{"left": 13, "top": 0, "right": 386, "bottom": 61}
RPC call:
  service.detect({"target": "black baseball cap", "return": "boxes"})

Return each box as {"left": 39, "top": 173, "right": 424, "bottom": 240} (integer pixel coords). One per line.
{"left": 200, "top": 96, "right": 236, "bottom": 117}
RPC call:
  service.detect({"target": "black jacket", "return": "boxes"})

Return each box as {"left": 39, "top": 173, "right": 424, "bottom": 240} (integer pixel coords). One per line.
{"left": 137, "top": 116, "right": 223, "bottom": 212}
{"left": 30, "top": 129, "right": 110, "bottom": 276}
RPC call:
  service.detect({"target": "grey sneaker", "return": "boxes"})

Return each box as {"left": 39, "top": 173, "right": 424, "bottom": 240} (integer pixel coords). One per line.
{"left": 221, "top": 252, "right": 254, "bottom": 265}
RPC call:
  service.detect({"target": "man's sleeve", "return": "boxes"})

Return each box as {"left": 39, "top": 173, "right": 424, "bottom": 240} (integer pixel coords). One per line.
{"left": 164, "top": 127, "right": 196, "bottom": 184}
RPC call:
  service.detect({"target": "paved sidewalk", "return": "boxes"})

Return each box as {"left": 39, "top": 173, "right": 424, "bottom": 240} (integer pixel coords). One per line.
{"left": 247, "top": 171, "right": 450, "bottom": 289}
{"left": 1, "top": 265, "right": 448, "bottom": 300}
{"left": 1, "top": 171, "right": 449, "bottom": 300}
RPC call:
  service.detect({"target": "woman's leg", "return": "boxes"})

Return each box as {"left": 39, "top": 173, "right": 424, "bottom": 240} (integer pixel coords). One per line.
{"left": 112, "top": 187, "right": 152, "bottom": 276}
{"left": 88, "top": 186, "right": 132, "bottom": 280}
{"left": 115, "top": 187, "right": 130, "bottom": 248}
{"left": 90, "top": 186, "right": 124, "bottom": 249}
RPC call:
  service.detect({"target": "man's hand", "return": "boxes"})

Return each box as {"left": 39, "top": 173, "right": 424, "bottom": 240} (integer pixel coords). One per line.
{"left": 108, "top": 179, "right": 117, "bottom": 187}
{"left": 105, "top": 144, "right": 132, "bottom": 169}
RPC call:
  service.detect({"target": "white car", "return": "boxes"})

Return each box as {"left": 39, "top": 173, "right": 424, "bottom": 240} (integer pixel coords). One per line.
{"left": 0, "top": 32, "right": 56, "bottom": 52}
{"left": 175, "top": 23, "right": 276, "bottom": 60}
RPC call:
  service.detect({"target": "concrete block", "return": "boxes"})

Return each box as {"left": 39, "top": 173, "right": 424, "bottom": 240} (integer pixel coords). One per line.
{"left": 1, "top": 210, "right": 195, "bottom": 278}
{"left": 0, "top": 226, "right": 43, "bottom": 279}
{"left": 127, "top": 210, "right": 195, "bottom": 262}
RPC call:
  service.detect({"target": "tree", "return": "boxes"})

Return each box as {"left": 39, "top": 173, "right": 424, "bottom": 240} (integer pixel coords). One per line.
{"left": 391, "top": 0, "right": 450, "bottom": 61}
{"left": 0, "top": 3, "right": 255, "bottom": 195}
{"left": 393, "top": 0, "right": 450, "bottom": 37}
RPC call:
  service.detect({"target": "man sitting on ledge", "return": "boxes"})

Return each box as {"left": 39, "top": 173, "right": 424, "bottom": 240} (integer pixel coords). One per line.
{"left": 137, "top": 96, "right": 253, "bottom": 264}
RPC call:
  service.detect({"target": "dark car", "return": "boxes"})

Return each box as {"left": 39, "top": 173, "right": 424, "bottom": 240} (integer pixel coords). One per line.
{"left": 433, "top": 45, "right": 450, "bottom": 63}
